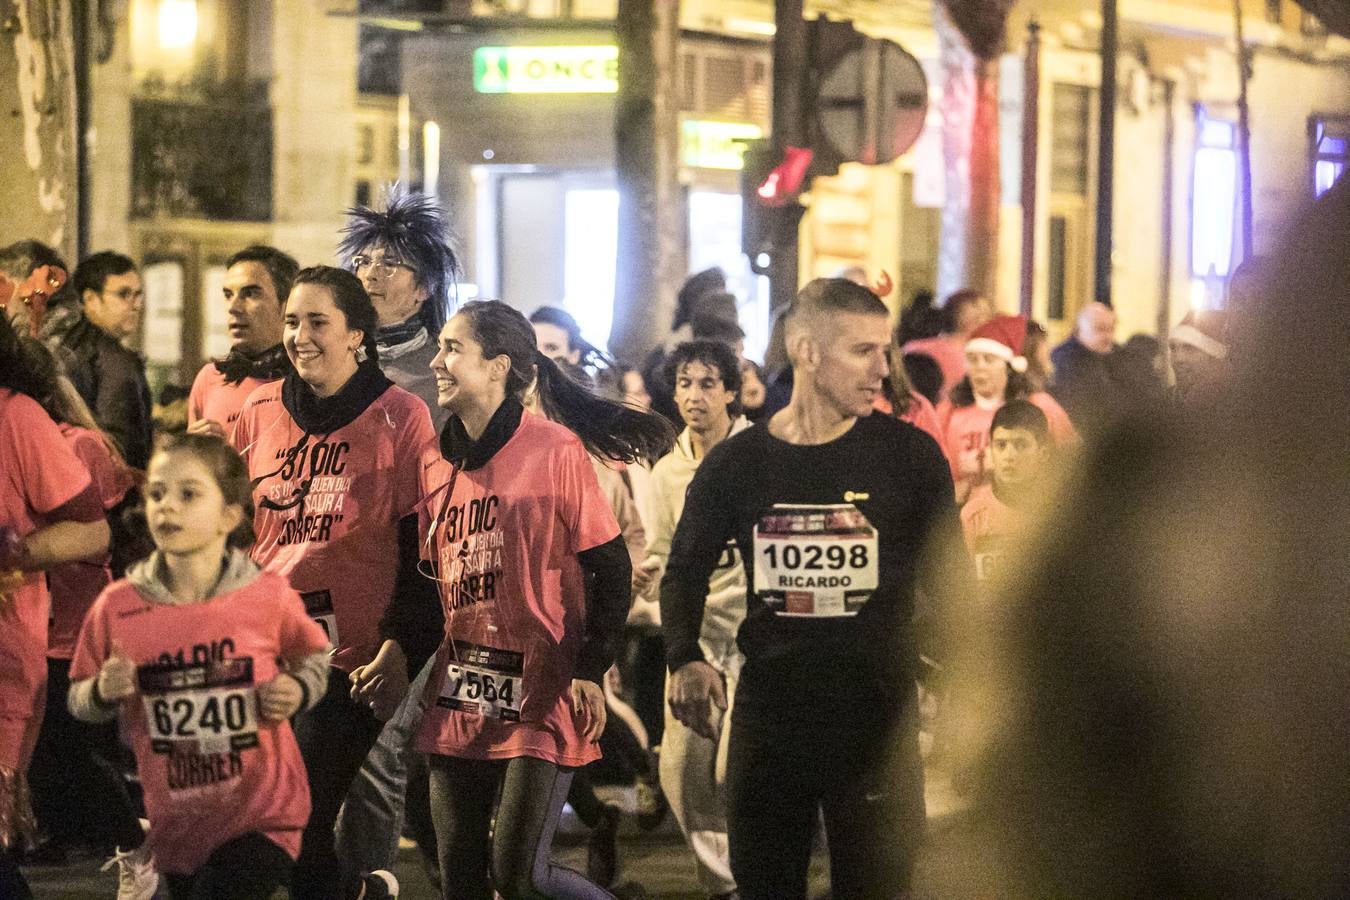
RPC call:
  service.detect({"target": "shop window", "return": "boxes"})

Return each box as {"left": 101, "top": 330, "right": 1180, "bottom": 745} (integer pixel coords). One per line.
{"left": 201, "top": 264, "right": 230, "bottom": 360}
{"left": 1311, "top": 116, "right": 1349, "bottom": 197}
{"left": 1047, "top": 215, "right": 1067, "bottom": 321}
{"left": 1051, "top": 83, "right": 1090, "bottom": 197}
{"left": 563, "top": 189, "right": 619, "bottom": 351}
{"left": 1190, "top": 112, "right": 1237, "bottom": 279}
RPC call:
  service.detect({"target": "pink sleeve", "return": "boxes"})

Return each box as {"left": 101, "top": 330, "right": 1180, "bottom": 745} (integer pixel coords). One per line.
{"left": 6, "top": 395, "right": 92, "bottom": 515}
{"left": 70, "top": 431, "right": 134, "bottom": 510}
{"left": 393, "top": 399, "right": 438, "bottom": 521}
{"left": 229, "top": 397, "right": 254, "bottom": 456}
{"left": 561, "top": 444, "right": 621, "bottom": 555}
{"left": 275, "top": 580, "right": 332, "bottom": 658}
{"left": 903, "top": 391, "right": 946, "bottom": 454}
{"left": 69, "top": 593, "right": 112, "bottom": 681}
{"left": 187, "top": 366, "right": 207, "bottom": 426}
{"left": 1032, "top": 393, "right": 1080, "bottom": 445}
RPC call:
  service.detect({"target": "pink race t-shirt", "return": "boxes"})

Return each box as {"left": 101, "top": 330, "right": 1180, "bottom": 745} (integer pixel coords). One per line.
{"left": 69, "top": 572, "right": 329, "bottom": 874}
{"left": 231, "top": 381, "right": 436, "bottom": 671}
{"left": 415, "top": 413, "right": 621, "bottom": 767}
{"left": 960, "top": 483, "right": 1026, "bottom": 588}
{"left": 188, "top": 364, "right": 274, "bottom": 434}
{"left": 47, "top": 425, "right": 137, "bottom": 659}
{"left": 0, "top": 390, "right": 92, "bottom": 765}
{"left": 872, "top": 390, "right": 946, "bottom": 453}
{"left": 936, "top": 392, "right": 1076, "bottom": 498}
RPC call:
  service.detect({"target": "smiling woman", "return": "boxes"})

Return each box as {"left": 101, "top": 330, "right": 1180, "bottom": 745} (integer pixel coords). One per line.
{"left": 229, "top": 265, "right": 439, "bottom": 900}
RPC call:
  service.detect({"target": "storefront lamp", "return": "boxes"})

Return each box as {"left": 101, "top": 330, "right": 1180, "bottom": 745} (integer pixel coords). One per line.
{"left": 157, "top": 0, "right": 198, "bottom": 50}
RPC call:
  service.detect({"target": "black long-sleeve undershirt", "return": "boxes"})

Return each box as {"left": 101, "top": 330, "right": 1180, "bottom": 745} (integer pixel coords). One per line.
{"left": 379, "top": 512, "right": 445, "bottom": 679}
{"left": 576, "top": 534, "right": 632, "bottom": 685}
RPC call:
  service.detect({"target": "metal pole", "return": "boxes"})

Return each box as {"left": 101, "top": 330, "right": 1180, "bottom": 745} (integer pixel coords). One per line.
{"left": 74, "top": 0, "right": 91, "bottom": 262}
{"left": 1094, "top": 0, "right": 1117, "bottom": 306}
{"left": 1019, "top": 20, "right": 1041, "bottom": 318}
{"left": 1233, "top": 0, "right": 1255, "bottom": 261}
{"left": 770, "top": 0, "right": 806, "bottom": 314}
{"left": 1157, "top": 78, "right": 1176, "bottom": 339}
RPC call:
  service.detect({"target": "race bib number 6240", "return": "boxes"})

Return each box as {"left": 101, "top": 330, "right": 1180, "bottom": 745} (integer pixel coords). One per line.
{"left": 138, "top": 658, "right": 259, "bottom": 755}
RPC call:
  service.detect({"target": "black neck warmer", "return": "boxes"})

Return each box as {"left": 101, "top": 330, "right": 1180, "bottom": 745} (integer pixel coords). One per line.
{"left": 440, "top": 399, "right": 524, "bottom": 471}
{"left": 281, "top": 359, "right": 393, "bottom": 435}
{"left": 214, "top": 344, "right": 291, "bottom": 386}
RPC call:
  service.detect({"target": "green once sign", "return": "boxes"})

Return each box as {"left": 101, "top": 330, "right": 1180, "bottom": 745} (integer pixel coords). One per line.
{"left": 473, "top": 46, "right": 619, "bottom": 94}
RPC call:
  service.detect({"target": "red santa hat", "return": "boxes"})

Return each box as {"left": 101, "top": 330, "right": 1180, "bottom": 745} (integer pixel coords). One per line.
{"left": 1170, "top": 309, "right": 1229, "bottom": 359}
{"left": 966, "top": 314, "right": 1029, "bottom": 373}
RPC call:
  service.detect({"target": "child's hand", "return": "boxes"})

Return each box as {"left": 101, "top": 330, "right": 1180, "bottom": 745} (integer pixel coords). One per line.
{"left": 259, "top": 672, "right": 303, "bottom": 721}
{"left": 97, "top": 642, "right": 136, "bottom": 704}
{"left": 0, "top": 569, "right": 23, "bottom": 606}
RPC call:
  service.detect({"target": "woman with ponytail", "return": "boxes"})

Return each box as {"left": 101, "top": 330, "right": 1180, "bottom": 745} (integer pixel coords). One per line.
{"left": 360, "top": 300, "right": 671, "bottom": 899}
{"left": 230, "top": 266, "right": 437, "bottom": 900}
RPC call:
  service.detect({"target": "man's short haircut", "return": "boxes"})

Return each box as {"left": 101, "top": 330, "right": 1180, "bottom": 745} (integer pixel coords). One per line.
{"left": 663, "top": 339, "right": 743, "bottom": 415}
{"left": 73, "top": 251, "right": 137, "bottom": 298}
{"left": 787, "top": 277, "right": 888, "bottom": 330}
{"left": 991, "top": 399, "right": 1050, "bottom": 445}
{"left": 227, "top": 245, "right": 299, "bottom": 306}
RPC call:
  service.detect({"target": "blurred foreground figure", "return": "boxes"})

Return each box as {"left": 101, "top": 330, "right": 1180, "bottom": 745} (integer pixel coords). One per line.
{"left": 958, "top": 178, "right": 1350, "bottom": 896}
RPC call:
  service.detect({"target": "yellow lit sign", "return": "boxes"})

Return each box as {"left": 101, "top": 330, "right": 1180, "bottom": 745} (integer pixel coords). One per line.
{"left": 474, "top": 46, "right": 619, "bottom": 94}
{"left": 681, "top": 120, "right": 763, "bottom": 170}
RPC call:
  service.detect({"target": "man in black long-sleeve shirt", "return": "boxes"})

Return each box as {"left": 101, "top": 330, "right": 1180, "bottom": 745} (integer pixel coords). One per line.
{"left": 661, "top": 278, "right": 964, "bottom": 900}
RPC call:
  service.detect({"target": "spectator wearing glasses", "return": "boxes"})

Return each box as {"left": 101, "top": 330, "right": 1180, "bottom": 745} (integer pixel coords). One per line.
{"left": 340, "top": 186, "right": 461, "bottom": 433}
{"left": 67, "top": 252, "right": 154, "bottom": 469}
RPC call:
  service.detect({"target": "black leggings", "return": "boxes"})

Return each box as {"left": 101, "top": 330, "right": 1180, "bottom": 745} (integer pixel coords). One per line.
{"left": 30, "top": 657, "right": 144, "bottom": 850}
{"left": 428, "top": 754, "right": 616, "bottom": 900}
{"left": 163, "top": 832, "right": 293, "bottom": 900}
{"left": 291, "top": 668, "right": 385, "bottom": 900}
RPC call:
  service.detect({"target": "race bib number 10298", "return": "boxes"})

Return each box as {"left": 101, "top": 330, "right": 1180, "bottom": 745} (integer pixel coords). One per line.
{"left": 753, "top": 504, "right": 879, "bottom": 617}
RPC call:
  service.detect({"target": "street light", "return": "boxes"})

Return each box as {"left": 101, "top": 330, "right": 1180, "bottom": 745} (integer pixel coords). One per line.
{"left": 157, "top": 0, "right": 198, "bottom": 50}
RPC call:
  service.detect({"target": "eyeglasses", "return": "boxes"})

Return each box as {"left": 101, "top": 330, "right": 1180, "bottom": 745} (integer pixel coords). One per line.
{"left": 351, "top": 255, "right": 414, "bottom": 280}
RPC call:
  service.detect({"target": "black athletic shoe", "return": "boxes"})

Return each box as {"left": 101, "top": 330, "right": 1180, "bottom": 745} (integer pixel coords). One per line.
{"left": 586, "top": 803, "right": 621, "bottom": 886}
{"left": 356, "top": 870, "right": 399, "bottom": 898}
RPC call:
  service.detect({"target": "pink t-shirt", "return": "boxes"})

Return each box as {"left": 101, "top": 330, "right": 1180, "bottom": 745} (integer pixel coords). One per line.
{"left": 47, "top": 425, "right": 137, "bottom": 659}
{"left": 231, "top": 381, "right": 436, "bottom": 671}
{"left": 872, "top": 390, "right": 946, "bottom": 452}
{"left": 415, "top": 413, "right": 621, "bottom": 767}
{"left": 902, "top": 335, "right": 967, "bottom": 399}
{"left": 188, "top": 364, "right": 273, "bottom": 434}
{"left": 960, "top": 484, "right": 1026, "bottom": 588}
{"left": 936, "top": 392, "right": 1076, "bottom": 499}
{"left": 0, "top": 391, "right": 91, "bottom": 754}
{"left": 69, "top": 572, "right": 329, "bottom": 874}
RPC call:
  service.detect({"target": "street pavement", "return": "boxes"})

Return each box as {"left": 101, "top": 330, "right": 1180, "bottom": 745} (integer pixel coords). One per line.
{"left": 25, "top": 772, "right": 1002, "bottom": 899}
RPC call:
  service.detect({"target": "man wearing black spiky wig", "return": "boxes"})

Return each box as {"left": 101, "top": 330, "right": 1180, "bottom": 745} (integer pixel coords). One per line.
{"left": 339, "top": 185, "right": 460, "bottom": 432}
{"left": 334, "top": 187, "right": 457, "bottom": 884}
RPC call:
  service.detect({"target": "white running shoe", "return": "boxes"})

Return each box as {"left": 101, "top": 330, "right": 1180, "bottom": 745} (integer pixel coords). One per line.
{"left": 359, "top": 869, "right": 400, "bottom": 898}
{"left": 100, "top": 843, "right": 159, "bottom": 900}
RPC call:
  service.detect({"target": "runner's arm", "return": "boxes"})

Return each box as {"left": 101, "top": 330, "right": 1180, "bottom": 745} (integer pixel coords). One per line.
{"left": 68, "top": 676, "right": 118, "bottom": 723}
{"left": 575, "top": 535, "right": 632, "bottom": 684}
{"left": 284, "top": 650, "right": 331, "bottom": 714}
{"left": 659, "top": 452, "right": 736, "bottom": 672}
{"left": 379, "top": 513, "right": 445, "bottom": 679}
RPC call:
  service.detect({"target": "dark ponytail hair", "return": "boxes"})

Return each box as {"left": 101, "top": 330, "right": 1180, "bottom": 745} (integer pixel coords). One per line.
{"left": 153, "top": 432, "right": 257, "bottom": 549}
{"left": 457, "top": 301, "right": 674, "bottom": 463}
{"left": 291, "top": 266, "right": 380, "bottom": 365}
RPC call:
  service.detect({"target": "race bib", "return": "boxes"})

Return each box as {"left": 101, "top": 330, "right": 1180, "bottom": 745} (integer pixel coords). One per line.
{"left": 437, "top": 640, "right": 524, "bottom": 722}
{"left": 753, "top": 504, "right": 879, "bottom": 617}
{"left": 301, "top": 589, "right": 339, "bottom": 648}
{"left": 138, "top": 657, "right": 259, "bottom": 756}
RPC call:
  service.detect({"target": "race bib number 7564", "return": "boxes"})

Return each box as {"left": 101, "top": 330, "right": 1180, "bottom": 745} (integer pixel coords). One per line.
{"left": 437, "top": 640, "right": 524, "bottom": 722}
{"left": 753, "top": 504, "right": 879, "bottom": 617}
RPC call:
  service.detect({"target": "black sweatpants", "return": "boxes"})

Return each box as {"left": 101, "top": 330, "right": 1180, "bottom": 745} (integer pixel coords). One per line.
{"left": 428, "top": 754, "right": 616, "bottom": 900}
{"left": 725, "top": 685, "right": 927, "bottom": 900}
{"left": 29, "top": 657, "right": 144, "bottom": 850}
{"left": 291, "top": 668, "right": 385, "bottom": 900}
{"left": 163, "top": 832, "right": 293, "bottom": 900}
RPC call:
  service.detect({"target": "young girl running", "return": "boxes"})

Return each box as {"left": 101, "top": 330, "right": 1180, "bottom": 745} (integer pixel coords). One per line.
{"left": 67, "top": 434, "right": 331, "bottom": 899}
{"left": 358, "top": 300, "right": 672, "bottom": 900}
{"left": 231, "top": 265, "right": 437, "bottom": 900}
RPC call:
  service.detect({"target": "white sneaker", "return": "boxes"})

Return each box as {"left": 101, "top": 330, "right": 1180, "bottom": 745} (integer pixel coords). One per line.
{"left": 101, "top": 843, "right": 159, "bottom": 900}
{"left": 359, "top": 869, "right": 400, "bottom": 898}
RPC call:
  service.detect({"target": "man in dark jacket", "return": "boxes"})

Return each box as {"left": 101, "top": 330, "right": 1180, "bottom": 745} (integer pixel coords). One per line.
{"left": 67, "top": 251, "right": 153, "bottom": 469}
{"left": 1049, "top": 301, "right": 1122, "bottom": 437}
